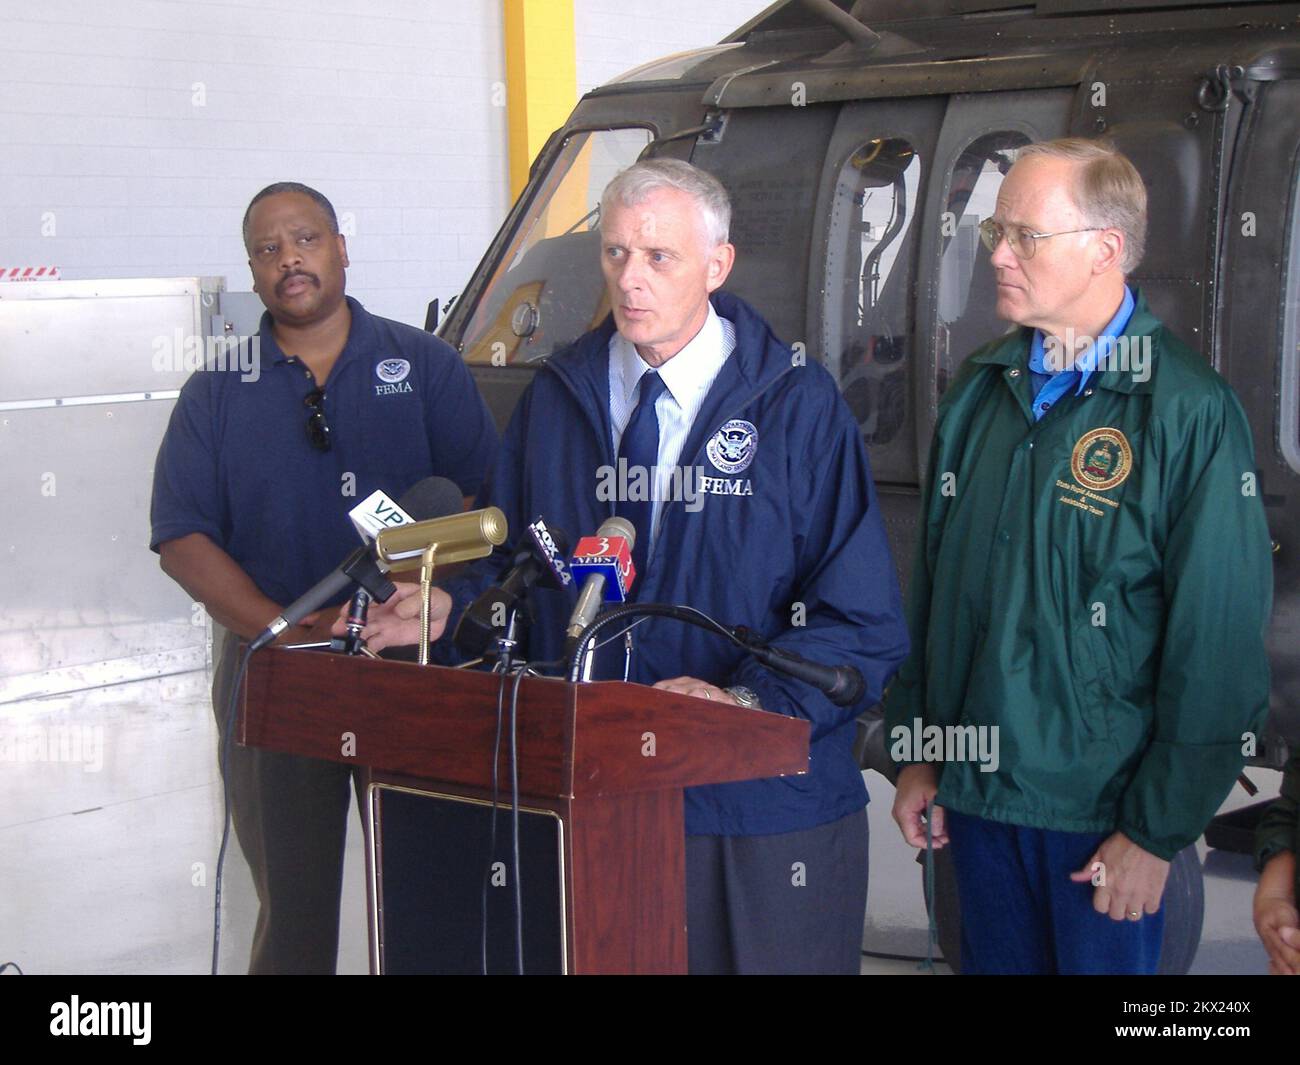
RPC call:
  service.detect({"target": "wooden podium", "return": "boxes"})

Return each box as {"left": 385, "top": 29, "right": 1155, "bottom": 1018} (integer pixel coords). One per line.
{"left": 240, "top": 646, "right": 809, "bottom": 974}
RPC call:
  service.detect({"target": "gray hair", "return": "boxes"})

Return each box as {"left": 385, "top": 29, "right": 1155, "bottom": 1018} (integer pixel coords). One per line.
{"left": 1016, "top": 138, "right": 1147, "bottom": 274}
{"left": 600, "top": 159, "right": 731, "bottom": 249}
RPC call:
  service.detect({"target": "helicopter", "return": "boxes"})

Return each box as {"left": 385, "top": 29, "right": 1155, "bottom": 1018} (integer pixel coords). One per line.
{"left": 429, "top": 0, "right": 1300, "bottom": 974}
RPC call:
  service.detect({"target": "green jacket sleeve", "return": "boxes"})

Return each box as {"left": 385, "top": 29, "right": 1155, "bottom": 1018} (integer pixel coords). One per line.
{"left": 1256, "top": 749, "right": 1300, "bottom": 871}
{"left": 1116, "top": 385, "right": 1272, "bottom": 860}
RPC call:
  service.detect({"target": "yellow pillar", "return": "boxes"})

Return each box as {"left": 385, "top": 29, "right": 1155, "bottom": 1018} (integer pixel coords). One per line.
{"left": 504, "top": 0, "right": 577, "bottom": 202}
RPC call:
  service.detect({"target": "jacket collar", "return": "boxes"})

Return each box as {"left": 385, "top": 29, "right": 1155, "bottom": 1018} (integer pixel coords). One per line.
{"left": 609, "top": 301, "right": 732, "bottom": 411}
{"left": 540, "top": 290, "right": 795, "bottom": 458}
{"left": 969, "top": 288, "right": 1162, "bottom": 395}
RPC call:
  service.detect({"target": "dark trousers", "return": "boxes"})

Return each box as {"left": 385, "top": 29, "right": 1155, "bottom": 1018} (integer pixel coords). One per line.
{"left": 685, "top": 807, "right": 869, "bottom": 974}
{"left": 212, "top": 626, "right": 360, "bottom": 974}
{"left": 946, "top": 808, "right": 1164, "bottom": 975}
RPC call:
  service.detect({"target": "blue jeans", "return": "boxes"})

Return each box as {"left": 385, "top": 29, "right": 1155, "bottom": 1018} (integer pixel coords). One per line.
{"left": 946, "top": 808, "right": 1165, "bottom": 974}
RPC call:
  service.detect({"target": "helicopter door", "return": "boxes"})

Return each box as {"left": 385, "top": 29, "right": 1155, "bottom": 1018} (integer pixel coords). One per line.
{"left": 809, "top": 97, "right": 944, "bottom": 496}
{"left": 917, "top": 89, "right": 1074, "bottom": 472}
{"left": 1221, "top": 77, "right": 1300, "bottom": 483}
{"left": 801, "top": 98, "right": 944, "bottom": 595}
{"left": 1219, "top": 75, "right": 1300, "bottom": 748}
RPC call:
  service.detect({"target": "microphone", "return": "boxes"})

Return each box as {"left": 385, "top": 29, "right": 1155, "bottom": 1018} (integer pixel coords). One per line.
{"left": 342, "top": 478, "right": 475, "bottom": 648}
{"left": 731, "top": 628, "right": 865, "bottom": 707}
{"left": 562, "top": 601, "right": 866, "bottom": 705}
{"left": 564, "top": 516, "right": 637, "bottom": 648}
{"left": 454, "top": 517, "right": 573, "bottom": 659}
{"left": 386, "top": 477, "right": 468, "bottom": 531}
{"left": 347, "top": 487, "right": 415, "bottom": 540}
{"left": 339, "top": 584, "right": 375, "bottom": 653}
{"left": 249, "top": 476, "right": 465, "bottom": 652}
{"left": 338, "top": 487, "right": 418, "bottom": 650}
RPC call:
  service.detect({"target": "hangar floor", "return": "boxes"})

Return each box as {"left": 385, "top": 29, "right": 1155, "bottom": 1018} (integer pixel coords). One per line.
{"left": 0, "top": 669, "right": 1283, "bottom": 976}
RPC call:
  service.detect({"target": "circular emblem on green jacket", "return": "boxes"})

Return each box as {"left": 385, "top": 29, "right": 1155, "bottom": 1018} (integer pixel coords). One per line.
{"left": 1071, "top": 427, "right": 1132, "bottom": 491}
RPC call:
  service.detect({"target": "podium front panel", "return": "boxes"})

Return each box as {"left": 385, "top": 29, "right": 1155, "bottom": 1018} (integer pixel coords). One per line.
{"left": 242, "top": 649, "right": 811, "bottom": 973}
{"left": 370, "top": 784, "right": 567, "bottom": 975}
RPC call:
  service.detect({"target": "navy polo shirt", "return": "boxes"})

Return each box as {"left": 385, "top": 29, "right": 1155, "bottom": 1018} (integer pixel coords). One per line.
{"left": 150, "top": 296, "right": 499, "bottom": 608}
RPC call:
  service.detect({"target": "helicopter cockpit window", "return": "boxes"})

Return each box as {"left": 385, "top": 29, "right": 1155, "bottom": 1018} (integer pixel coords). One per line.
{"left": 1284, "top": 155, "right": 1300, "bottom": 475}
{"left": 462, "top": 127, "right": 652, "bottom": 366}
{"left": 936, "top": 132, "right": 1029, "bottom": 396}
{"left": 831, "top": 137, "right": 920, "bottom": 483}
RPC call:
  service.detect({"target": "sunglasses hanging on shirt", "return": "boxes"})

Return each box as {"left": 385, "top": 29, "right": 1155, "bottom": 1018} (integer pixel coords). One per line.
{"left": 304, "top": 387, "right": 331, "bottom": 452}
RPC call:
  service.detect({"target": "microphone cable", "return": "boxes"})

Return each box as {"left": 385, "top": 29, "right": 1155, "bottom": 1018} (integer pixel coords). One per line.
{"left": 567, "top": 603, "right": 864, "bottom": 706}
{"left": 566, "top": 604, "right": 737, "bottom": 682}
{"left": 479, "top": 658, "right": 556, "bottom": 975}
{"left": 508, "top": 665, "right": 528, "bottom": 976}
{"left": 480, "top": 669, "right": 509, "bottom": 975}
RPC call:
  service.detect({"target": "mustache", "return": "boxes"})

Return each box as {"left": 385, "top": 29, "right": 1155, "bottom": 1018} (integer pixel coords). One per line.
{"left": 277, "top": 271, "right": 320, "bottom": 295}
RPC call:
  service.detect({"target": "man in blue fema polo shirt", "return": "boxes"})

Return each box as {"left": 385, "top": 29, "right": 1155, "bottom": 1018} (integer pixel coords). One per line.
{"left": 349, "top": 160, "right": 910, "bottom": 973}
{"left": 150, "top": 182, "right": 498, "bottom": 973}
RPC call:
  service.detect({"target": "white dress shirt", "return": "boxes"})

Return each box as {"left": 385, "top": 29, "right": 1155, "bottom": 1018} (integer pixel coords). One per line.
{"left": 608, "top": 302, "right": 737, "bottom": 544}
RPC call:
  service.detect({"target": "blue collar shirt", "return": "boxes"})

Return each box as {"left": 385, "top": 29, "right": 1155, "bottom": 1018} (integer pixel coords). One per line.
{"left": 1027, "top": 284, "right": 1136, "bottom": 420}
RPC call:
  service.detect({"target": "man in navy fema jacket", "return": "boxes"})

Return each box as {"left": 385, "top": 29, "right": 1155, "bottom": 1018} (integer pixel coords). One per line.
{"left": 350, "top": 160, "right": 909, "bottom": 973}
{"left": 151, "top": 182, "right": 498, "bottom": 973}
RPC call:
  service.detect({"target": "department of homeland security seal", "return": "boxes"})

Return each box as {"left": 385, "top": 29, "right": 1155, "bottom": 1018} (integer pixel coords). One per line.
{"left": 376, "top": 358, "right": 411, "bottom": 385}
{"left": 1071, "top": 427, "right": 1133, "bottom": 491}
{"left": 707, "top": 419, "right": 758, "bottom": 475}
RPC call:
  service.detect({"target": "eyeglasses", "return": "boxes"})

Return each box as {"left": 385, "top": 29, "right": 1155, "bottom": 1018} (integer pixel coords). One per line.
{"left": 978, "top": 217, "right": 1104, "bottom": 260}
{"left": 304, "top": 387, "right": 331, "bottom": 452}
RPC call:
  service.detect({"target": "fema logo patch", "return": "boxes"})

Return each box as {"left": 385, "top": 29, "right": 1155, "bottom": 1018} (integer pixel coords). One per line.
{"left": 376, "top": 358, "right": 410, "bottom": 385}
{"left": 1071, "top": 427, "right": 1133, "bottom": 491}
{"left": 707, "top": 419, "right": 758, "bottom": 475}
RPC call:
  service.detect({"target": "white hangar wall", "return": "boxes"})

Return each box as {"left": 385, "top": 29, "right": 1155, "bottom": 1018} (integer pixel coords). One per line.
{"left": 0, "top": 0, "right": 768, "bottom": 326}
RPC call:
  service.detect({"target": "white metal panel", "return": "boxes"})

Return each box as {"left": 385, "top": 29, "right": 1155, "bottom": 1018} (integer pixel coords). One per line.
{"left": 0, "top": 277, "right": 222, "bottom": 702}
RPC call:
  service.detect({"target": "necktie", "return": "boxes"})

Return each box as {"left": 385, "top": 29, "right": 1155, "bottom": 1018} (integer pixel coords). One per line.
{"left": 615, "top": 370, "right": 668, "bottom": 587}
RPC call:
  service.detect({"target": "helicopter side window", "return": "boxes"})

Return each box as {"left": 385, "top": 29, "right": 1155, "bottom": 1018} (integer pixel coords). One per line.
{"left": 935, "top": 132, "right": 1030, "bottom": 395}
{"left": 1285, "top": 153, "right": 1300, "bottom": 475}
{"left": 461, "top": 127, "right": 652, "bottom": 366}
{"left": 832, "top": 137, "right": 920, "bottom": 481}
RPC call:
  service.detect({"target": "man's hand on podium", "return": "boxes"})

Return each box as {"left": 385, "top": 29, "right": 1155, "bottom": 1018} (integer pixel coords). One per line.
{"left": 330, "top": 583, "right": 453, "bottom": 652}
{"left": 652, "top": 676, "right": 740, "bottom": 705}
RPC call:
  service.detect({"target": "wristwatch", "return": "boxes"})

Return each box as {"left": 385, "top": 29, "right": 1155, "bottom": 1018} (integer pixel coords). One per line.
{"left": 726, "top": 685, "right": 762, "bottom": 709}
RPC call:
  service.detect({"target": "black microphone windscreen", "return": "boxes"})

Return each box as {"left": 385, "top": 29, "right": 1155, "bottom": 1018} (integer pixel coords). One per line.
{"left": 518, "top": 519, "right": 574, "bottom": 588}
{"left": 398, "top": 476, "right": 466, "bottom": 521}
{"left": 528, "top": 520, "right": 572, "bottom": 558}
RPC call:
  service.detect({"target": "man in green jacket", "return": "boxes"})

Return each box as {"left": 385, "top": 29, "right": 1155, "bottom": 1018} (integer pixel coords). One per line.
{"left": 886, "top": 138, "right": 1272, "bottom": 974}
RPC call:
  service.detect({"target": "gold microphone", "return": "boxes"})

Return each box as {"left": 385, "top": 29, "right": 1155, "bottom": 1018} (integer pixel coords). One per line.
{"left": 374, "top": 507, "right": 508, "bottom": 664}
